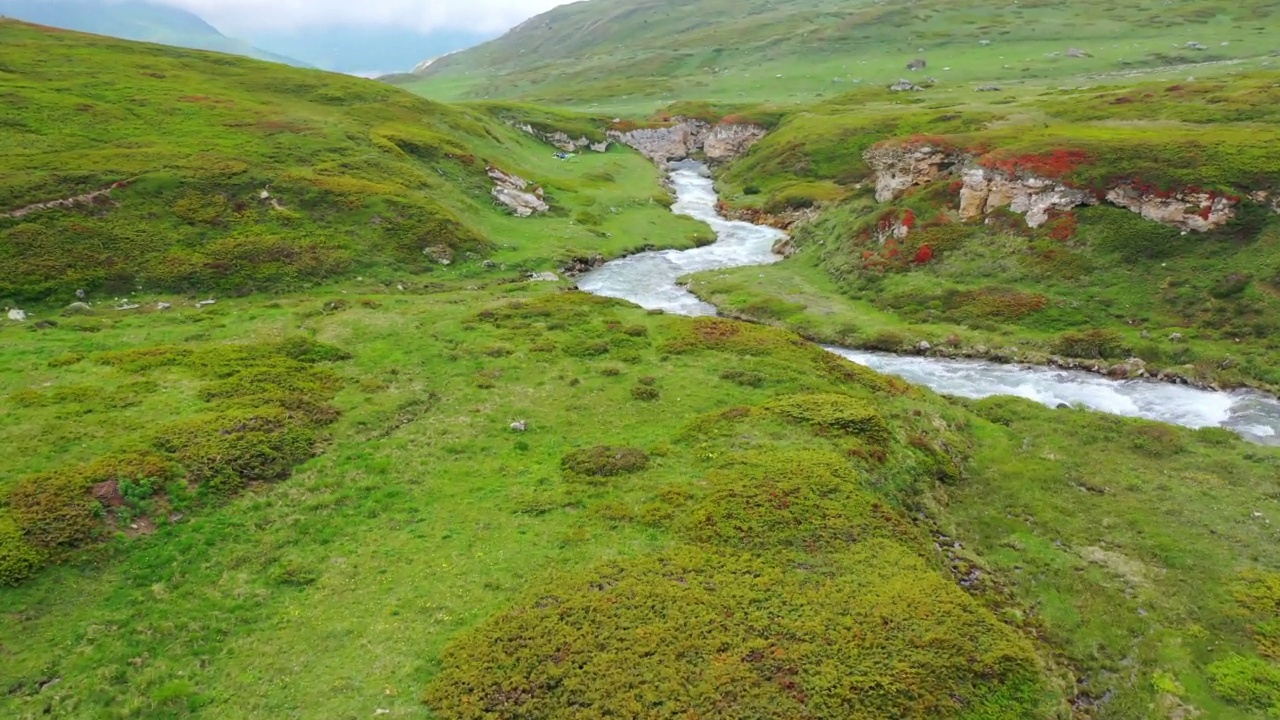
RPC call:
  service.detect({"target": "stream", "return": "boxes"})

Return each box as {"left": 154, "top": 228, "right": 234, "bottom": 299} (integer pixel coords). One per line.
{"left": 577, "top": 161, "right": 1280, "bottom": 445}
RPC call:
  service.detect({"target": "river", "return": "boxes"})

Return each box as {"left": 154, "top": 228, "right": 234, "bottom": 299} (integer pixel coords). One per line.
{"left": 577, "top": 161, "right": 1280, "bottom": 444}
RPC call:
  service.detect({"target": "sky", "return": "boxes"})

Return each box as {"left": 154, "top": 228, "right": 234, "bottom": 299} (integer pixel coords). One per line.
{"left": 144, "top": 0, "right": 573, "bottom": 35}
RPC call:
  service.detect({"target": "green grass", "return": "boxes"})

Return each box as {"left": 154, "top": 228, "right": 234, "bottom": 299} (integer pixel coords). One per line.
{"left": 406, "top": 0, "right": 1280, "bottom": 114}
{"left": 0, "top": 20, "right": 706, "bottom": 302}
{"left": 6, "top": 14, "right": 1280, "bottom": 720}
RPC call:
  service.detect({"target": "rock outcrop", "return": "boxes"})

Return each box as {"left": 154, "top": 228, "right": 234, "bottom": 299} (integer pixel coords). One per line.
{"left": 487, "top": 166, "right": 548, "bottom": 217}
{"left": 1249, "top": 190, "right": 1280, "bottom": 215}
{"left": 512, "top": 123, "right": 609, "bottom": 153}
{"left": 959, "top": 167, "right": 1096, "bottom": 227}
{"left": 867, "top": 142, "right": 1255, "bottom": 232}
{"left": 1105, "top": 185, "right": 1237, "bottom": 232}
{"left": 608, "top": 119, "right": 766, "bottom": 165}
{"left": 703, "top": 124, "right": 768, "bottom": 164}
{"left": 865, "top": 143, "right": 964, "bottom": 203}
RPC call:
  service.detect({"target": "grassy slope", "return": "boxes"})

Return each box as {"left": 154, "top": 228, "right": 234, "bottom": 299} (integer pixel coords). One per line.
{"left": 689, "top": 71, "right": 1280, "bottom": 391}
{"left": 4, "top": 16, "right": 1280, "bottom": 720}
{"left": 407, "top": 0, "right": 1280, "bottom": 113}
{"left": 0, "top": 20, "right": 705, "bottom": 302}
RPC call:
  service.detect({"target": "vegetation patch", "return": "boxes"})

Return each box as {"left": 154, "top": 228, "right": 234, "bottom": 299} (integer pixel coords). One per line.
{"left": 560, "top": 446, "right": 650, "bottom": 479}
{"left": 766, "top": 393, "right": 891, "bottom": 443}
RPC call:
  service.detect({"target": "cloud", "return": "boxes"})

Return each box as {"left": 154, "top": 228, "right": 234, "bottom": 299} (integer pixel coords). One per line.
{"left": 146, "top": 0, "right": 571, "bottom": 34}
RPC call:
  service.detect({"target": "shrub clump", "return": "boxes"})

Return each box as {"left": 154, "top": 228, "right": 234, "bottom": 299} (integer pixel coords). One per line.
{"left": 1051, "top": 328, "right": 1127, "bottom": 359}
{"left": 155, "top": 408, "right": 318, "bottom": 492}
{"left": 561, "top": 446, "right": 650, "bottom": 479}
{"left": 423, "top": 542, "right": 1044, "bottom": 720}
{"left": 0, "top": 515, "right": 44, "bottom": 586}
{"left": 6, "top": 472, "right": 102, "bottom": 550}
{"left": 766, "top": 393, "right": 892, "bottom": 443}
{"left": 631, "top": 384, "right": 660, "bottom": 401}
{"left": 682, "top": 451, "right": 902, "bottom": 551}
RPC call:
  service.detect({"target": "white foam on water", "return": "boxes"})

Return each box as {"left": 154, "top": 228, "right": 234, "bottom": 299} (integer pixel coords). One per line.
{"left": 577, "top": 161, "right": 1280, "bottom": 444}
{"left": 576, "top": 162, "right": 786, "bottom": 316}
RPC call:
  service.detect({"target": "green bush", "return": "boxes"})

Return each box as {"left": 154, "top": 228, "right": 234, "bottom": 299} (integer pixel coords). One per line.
{"left": 681, "top": 451, "right": 896, "bottom": 550}
{"left": 1051, "top": 329, "right": 1127, "bottom": 359}
{"left": 155, "top": 409, "right": 317, "bottom": 488}
{"left": 561, "top": 446, "right": 650, "bottom": 479}
{"left": 0, "top": 514, "right": 44, "bottom": 586}
{"left": 766, "top": 393, "right": 891, "bottom": 443}
{"left": 631, "top": 384, "right": 660, "bottom": 401}
{"left": 720, "top": 368, "right": 768, "bottom": 387}
{"left": 424, "top": 541, "right": 1044, "bottom": 720}
{"left": 6, "top": 472, "right": 101, "bottom": 550}
{"left": 1208, "top": 654, "right": 1280, "bottom": 713}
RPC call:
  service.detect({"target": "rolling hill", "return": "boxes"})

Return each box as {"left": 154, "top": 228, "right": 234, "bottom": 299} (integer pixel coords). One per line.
{"left": 0, "top": 0, "right": 303, "bottom": 66}
{"left": 408, "top": 0, "right": 1280, "bottom": 111}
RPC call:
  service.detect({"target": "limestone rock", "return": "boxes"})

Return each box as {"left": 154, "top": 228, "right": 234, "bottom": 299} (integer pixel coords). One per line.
{"left": 864, "top": 143, "right": 964, "bottom": 202}
{"left": 1065, "top": 47, "right": 1091, "bottom": 58}
{"left": 608, "top": 120, "right": 708, "bottom": 163}
{"left": 527, "top": 271, "right": 560, "bottom": 282}
{"left": 889, "top": 79, "right": 923, "bottom": 92}
{"left": 511, "top": 123, "right": 609, "bottom": 153}
{"left": 976, "top": 85, "right": 1003, "bottom": 92}
{"left": 7, "top": 308, "right": 27, "bottom": 322}
{"left": 487, "top": 165, "right": 548, "bottom": 217}
{"left": 1105, "top": 185, "right": 1237, "bottom": 232}
{"left": 702, "top": 124, "right": 767, "bottom": 164}
{"left": 959, "top": 166, "right": 1097, "bottom": 227}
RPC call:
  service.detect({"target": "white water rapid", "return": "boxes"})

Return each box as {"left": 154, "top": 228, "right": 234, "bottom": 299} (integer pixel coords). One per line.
{"left": 576, "top": 161, "right": 1280, "bottom": 444}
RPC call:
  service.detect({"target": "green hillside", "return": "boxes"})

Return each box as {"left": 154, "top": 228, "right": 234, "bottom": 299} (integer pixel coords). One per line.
{"left": 4, "top": 14, "right": 1280, "bottom": 720}
{"left": 0, "top": 19, "right": 704, "bottom": 302}
{"left": 0, "top": 0, "right": 303, "bottom": 66}
{"left": 409, "top": 0, "right": 1280, "bottom": 112}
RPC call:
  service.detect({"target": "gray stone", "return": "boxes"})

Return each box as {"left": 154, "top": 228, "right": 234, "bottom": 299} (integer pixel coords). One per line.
{"left": 527, "top": 272, "right": 560, "bottom": 282}
{"left": 7, "top": 308, "right": 27, "bottom": 322}
{"left": 976, "top": 84, "right": 1003, "bottom": 92}
{"left": 917, "top": 341, "right": 933, "bottom": 352}
{"left": 1065, "top": 47, "right": 1091, "bottom": 58}
{"left": 1168, "top": 332, "right": 1184, "bottom": 342}
{"left": 156, "top": 302, "right": 172, "bottom": 310}
{"left": 889, "top": 79, "right": 924, "bottom": 92}
{"left": 510, "top": 420, "right": 528, "bottom": 432}
{"left": 63, "top": 302, "right": 94, "bottom": 316}
{"left": 75, "top": 288, "right": 87, "bottom": 300}
{"left": 906, "top": 58, "right": 928, "bottom": 71}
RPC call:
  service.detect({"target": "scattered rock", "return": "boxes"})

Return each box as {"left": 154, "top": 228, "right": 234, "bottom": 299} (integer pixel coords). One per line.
{"left": 917, "top": 341, "right": 933, "bottom": 352}
{"left": 906, "top": 58, "right": 928, "bottom": 71}
{"left": 510, "top": 420, "right": 528, "bottom": 432}
{"left": 1065, "top": 47, "right": 1092, "bottom": 58}
{"left": 156, "top": 302, "right": 172, "bottom": 310}
{"left": 62, "top": 302, "right": 94, "bottom": 316}
{"left": 975, "top": 85, "right": 1003, "bottom": 92}
{"left": 75, "top": 288, "right": 87, "bottom": 300}
{"left": 527, "top": 271, "right": 560, "bottom": 282}
{"left": 562, "top": 254, "right": 605, "bottom": 276}
{"left": 424, "top": 245, "right": 454, "bottom": 265}
{"left": 1169, "top": 333, "right": 1184, "bottom": 342}
{"left": 7, "top": 308, "right": 26, "bottom": 322}
{"left": 487, "top": 165, "right": 549, "bottom": 217}
{"left": 979, "top": 39, "right": 992, "bottom": 46}
{"left": 116, "top": 302, "right": 141, "bottom": 311}
{"left": 1185, "top": 41, "right": 1208, "bottom": 51}
{"left": 196, "top": 299, "right": 217, "bottom": 307}
{"left": 889, "top": 79, "right": 924, "bottom": 92}
{"left": 510, "top": 123, "right": 609, "bottom": 153}
{"left": 481, "top": 260, "right": 496, "bottom": 268}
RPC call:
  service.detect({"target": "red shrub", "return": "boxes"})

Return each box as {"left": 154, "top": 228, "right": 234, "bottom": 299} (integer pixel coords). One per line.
{"left": 913, "top": 245, "right": 935, "bottom": 264}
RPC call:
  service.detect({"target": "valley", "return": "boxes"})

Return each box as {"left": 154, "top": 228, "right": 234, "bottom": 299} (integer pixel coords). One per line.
{"left": 4, "top": 1, "right": 1280, "bottom": 718}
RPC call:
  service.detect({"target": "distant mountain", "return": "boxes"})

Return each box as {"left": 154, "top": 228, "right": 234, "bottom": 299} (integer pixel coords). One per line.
{"left": 242, "top": 26, "right": 492, "bottom": 77}
{"left": 0, "top": 0, "right": 304, "bottom": 66}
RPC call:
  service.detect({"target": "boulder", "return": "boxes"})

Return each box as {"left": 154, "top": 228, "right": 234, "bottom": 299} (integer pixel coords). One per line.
{"left": 487, "top": 165, "right": 549, "bottom": 217}
{"left": 6, "top": 308, "right": 26, "bottom": 322}
{"left": 864, "top": 143, "right": 964, "bottom": 202}
{"left": 906, "top": 58, "right": 928, "bottom": 71}
{"left": 62, "top": 302, "right": 94, "bottom": 316}
{"left": 889, "top": 79, "right": 923, "bottom": 92}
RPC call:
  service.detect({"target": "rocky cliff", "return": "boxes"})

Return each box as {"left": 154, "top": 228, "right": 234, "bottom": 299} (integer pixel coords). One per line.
{"left": 866, "top": 142, "right": 1265, "bottom": 233}
{"left": 487, "top": 166, "right": 548, "bottom": 217}
{"left": 512, "top": 123, "right": 609, "bottom": 153}
{"left": 608, "top": 119, "right": 766, "bottom": 165}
